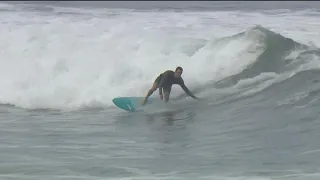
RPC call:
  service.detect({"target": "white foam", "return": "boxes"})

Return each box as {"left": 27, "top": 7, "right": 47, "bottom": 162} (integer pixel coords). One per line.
{"left": 0, "top": 4, "right": 319, "bottom": 109}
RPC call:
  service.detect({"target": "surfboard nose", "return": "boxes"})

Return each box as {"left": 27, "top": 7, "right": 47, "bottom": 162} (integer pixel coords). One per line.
{"left": 112, "top": 97, "right": 136, "bottom": 112}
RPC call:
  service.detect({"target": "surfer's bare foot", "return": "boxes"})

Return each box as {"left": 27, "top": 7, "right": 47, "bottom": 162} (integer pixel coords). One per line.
{"left": 141, "top": 98, "right": 147, "bottom": 105}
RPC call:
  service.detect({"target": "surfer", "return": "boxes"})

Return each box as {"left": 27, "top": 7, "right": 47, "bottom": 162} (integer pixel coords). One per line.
{"left": 142, "top": 66, "right": 199, "bottom": 105}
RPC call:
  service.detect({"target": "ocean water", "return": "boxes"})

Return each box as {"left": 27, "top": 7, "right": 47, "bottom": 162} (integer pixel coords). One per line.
{"left": 1, "top": 1, "right": 320, "bottom": 179}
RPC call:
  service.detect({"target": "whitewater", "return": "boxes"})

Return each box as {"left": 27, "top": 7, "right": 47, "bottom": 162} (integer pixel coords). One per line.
{"left": 0, "top": 1, "right": 320, "bottom": 180}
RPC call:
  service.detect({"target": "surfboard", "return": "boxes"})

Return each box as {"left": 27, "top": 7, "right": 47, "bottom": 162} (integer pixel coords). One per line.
{"left": 112, "top": 96, "right": 202, "bottom": 114}
{"left": 112, "top": 97, "right": 152, "bottom": 112}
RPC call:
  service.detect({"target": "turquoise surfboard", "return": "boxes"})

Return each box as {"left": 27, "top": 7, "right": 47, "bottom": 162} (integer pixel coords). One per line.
{"left": 112, "top": 97, "right": 154, "bottom": 112}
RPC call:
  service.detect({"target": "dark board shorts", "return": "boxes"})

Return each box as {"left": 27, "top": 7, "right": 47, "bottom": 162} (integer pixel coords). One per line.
{"left": 154, "top": 74, "right": 171, "bottom": 93}
{"left": 154, "top": 74, "right": 163, "bottom": 84}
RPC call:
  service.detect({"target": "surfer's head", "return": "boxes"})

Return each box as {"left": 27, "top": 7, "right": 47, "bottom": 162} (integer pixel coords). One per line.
{"left": 174, "top": 66, "right": 183, "bottom": 78}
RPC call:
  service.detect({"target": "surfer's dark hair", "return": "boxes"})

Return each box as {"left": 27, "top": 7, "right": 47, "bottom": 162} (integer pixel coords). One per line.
{"left": 175, "top": 66, "right": 183, "bottom": 72}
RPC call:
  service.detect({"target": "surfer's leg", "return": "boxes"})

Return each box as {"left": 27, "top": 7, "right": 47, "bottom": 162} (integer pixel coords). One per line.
{"left": 142, "top": 82, "right": 158, "bottom": 105}
{"left": 163, "top": 86, "right": 172, "bottom": 102}
{"left": 142, "top": 75, "right": 163, "bottom": 105}
{"left": 148, "top": 82, "right": 158, "bottom": 96}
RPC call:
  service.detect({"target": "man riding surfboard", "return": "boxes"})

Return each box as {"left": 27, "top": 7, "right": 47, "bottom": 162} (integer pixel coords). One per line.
{"left": 142, "top": 66, "right": 199, "bottom": 105}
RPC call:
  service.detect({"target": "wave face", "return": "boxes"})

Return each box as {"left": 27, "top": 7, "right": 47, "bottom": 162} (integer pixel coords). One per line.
{"left": 0, "top": 4, "right": 319, "bottom": 110}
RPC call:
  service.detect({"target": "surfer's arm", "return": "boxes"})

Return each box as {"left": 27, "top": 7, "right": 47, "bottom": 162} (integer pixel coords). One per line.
{"left": 179, "top": 79, "right": 198, "bottom": 99}
{"left": 158, "top": 72, "right": 170, "bottom": 95}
